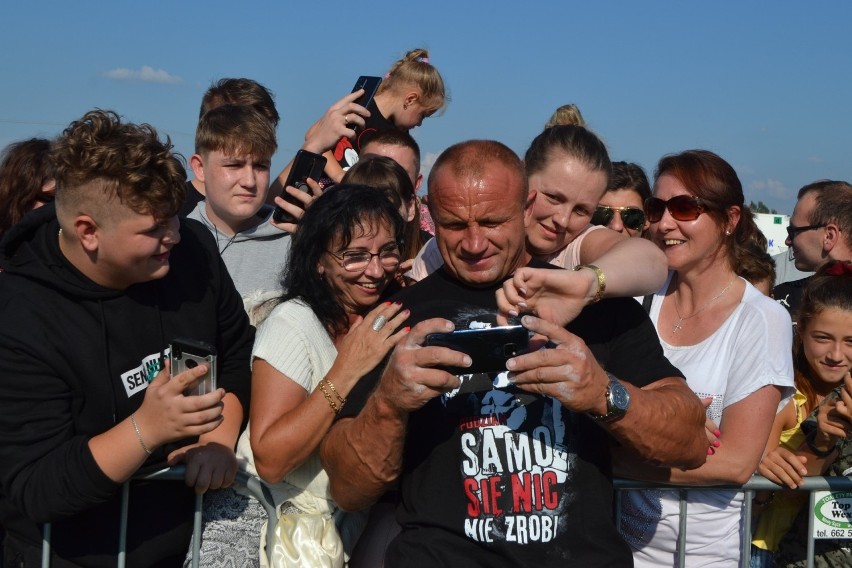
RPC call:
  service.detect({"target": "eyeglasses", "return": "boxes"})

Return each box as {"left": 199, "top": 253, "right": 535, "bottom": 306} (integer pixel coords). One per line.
{"left": 591, "top": 206, "right": 646, "bottom": 231}
{"left": 644, "top": 195, "right": 706, "bottom": 223}
{"left": 786, "top": 224, "right": 826, "bottom": 240}
{"left": 328, "top": 245, "right": 401, "bottom": 272}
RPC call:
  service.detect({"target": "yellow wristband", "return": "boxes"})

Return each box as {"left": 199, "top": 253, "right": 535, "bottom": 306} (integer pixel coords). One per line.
{"left": 574, "top": 264, "right": 606, "bottom": 304}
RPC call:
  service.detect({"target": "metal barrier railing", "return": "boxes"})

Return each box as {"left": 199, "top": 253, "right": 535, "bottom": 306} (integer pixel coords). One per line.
{"left": 39, "top": 470, "right": 852, "bottom": 567}
{"left": 615, "top": 476, "right": 852, "bottom": 568}
{"left": 40, "top": 466, "right": 278, "bottom": 568}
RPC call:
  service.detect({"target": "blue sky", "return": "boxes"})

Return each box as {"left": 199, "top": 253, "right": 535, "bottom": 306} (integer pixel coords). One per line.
{"left": 2, "top": 2, "right": 850, "bottom": 215}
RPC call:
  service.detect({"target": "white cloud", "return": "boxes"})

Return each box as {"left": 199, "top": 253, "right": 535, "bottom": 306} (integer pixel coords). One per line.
{"left": 749, "top": 178, "right": 789, "bottom": 199}
{"left": 103, "top": 65, "right": 182, "bottom": 85}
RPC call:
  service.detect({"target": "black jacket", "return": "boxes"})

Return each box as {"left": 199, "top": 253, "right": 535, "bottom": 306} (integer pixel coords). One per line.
{"left": 0, "top": 205, "right": 253, "bottom": 567}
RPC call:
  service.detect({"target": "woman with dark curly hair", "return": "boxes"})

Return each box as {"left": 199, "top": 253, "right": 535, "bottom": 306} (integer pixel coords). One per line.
{"left": 190, "top": 184, "right": 409, "bottom": 566}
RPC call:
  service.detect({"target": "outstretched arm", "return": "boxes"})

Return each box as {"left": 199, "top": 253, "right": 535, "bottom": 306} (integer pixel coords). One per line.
{"left": 578, "top": 226, "right": 668, "bottom": 297}
{"left": 614, "top": 385, "right": 783, "bottom": 485}
{"left": 269, "top": 90, "right": 370, "bottom": 196}
{"left": 497, "top": 241, "right": 666, "bottom": 327}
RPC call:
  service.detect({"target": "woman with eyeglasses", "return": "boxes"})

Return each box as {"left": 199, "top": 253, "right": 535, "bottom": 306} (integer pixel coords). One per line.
{"left": 188, "top": 185, "right": 409, "bottom": 566}
{"left": 617, "top": 150, "right": 795, "bottom": 566}
{"left": 590, "top": 161, "right": 652, "bottom": 238}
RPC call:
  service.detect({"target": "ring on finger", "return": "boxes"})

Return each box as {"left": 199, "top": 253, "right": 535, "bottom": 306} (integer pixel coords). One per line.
{"left": 344, "top": 114, "right": 350, "bottom": 125}
{"left": 372, "top": 315, "right": 387, "bottom": 332}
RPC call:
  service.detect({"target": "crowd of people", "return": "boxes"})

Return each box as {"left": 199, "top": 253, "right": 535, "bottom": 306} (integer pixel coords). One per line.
{"left": 0, "top": 47, "right": 850, "bottom": 568}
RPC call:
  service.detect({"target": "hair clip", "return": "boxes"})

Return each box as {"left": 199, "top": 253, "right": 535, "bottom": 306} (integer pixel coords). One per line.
{"left": 416, "top": 57, "right": 430, "bottom": 64}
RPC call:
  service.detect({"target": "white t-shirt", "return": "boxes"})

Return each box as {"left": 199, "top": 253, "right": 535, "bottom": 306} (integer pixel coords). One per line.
{"left": 405, "top": 224, "right": 604, "bottom": 280}
{"left": 236, "top": 299, "right": 338, "bottom": 514}
{"left": 620, "top": 272, "right": 794, "bottom": 567}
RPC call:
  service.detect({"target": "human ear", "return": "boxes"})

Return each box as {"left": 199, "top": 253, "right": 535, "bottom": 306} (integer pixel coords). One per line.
{"left": 523, "top": 190, "right": 537, "bottom": 228}
{"left": 725, "top": 205, "right": 741, "bottom": 234}
{"left": 823, "top": 224, "right": 840, "bottom": 252}
{"left": 75, "top": 215, "right": 100, "bottom": 253}
{"left": 190, "top": 154, "right": 206, "bottom": 183}
{"left": 402, "top": 91, "right": 420, "bottom": 109}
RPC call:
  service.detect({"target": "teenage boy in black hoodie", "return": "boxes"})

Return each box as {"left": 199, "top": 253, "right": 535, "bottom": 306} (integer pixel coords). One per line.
{"left": 0, "top": 110, "right": 253, "bottom": 567}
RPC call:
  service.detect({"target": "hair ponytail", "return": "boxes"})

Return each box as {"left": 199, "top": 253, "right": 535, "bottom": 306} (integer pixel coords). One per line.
{"left": 380, "top": 48, "right": 447, "bottom": 113}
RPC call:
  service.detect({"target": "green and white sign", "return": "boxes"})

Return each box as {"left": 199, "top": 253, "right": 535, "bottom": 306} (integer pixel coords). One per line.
{"left": 812, "top": 491, "right": 852, "bottom": 539}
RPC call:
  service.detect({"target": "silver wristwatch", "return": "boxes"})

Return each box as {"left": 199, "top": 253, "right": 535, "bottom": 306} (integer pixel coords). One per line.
{"left": 590, "top": 372, "right": 630, "bottom": 423}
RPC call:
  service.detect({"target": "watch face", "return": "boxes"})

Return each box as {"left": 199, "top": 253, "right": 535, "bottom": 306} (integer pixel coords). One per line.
{"left": 610, "top": 382, "right": 630, "bottom": 412}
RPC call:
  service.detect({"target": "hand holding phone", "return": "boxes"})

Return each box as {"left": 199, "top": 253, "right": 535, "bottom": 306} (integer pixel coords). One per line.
{"left": 424, "top": 325, "right": 531, "bottom": 375}
{"left": 170, "top": 338, "right": 217, "bottom": 396}
{"left": 272, "top": 150, "right": 327, "bottom": 224}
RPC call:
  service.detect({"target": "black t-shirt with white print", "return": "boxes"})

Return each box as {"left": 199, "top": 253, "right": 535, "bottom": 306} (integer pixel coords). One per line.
{"left": 342, "top": 261, "right": 683, "bottom": 567}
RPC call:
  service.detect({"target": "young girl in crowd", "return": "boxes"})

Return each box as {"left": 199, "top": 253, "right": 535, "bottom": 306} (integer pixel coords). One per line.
{"left": 751, "top": 260, "right": 852, "bottom": 567}
{"left": 341, "top": 155, "right": 425, "bottom": 264}
{"left": 327, "top": 48, "right": 446, "bottom": 182}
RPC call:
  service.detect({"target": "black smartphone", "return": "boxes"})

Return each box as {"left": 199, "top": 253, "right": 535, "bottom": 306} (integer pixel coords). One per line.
{"left": 272, "top": 149, "right": 327, "bottom": 224}
{"left": 424, "top": 325, "right": 531, "bottom": 375}
{"left": 352, "top": 75, "right": 382, "bottom": 110}
{"left": 169, "top": 338, "right": 217, "bottom": 396}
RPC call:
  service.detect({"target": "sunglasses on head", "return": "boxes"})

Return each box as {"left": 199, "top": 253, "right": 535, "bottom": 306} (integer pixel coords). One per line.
{"left": 591, "top": 206, "right": 646, "bottom": 231}
{"left": 644, "top": 195, "right": 706, "bottom": 223}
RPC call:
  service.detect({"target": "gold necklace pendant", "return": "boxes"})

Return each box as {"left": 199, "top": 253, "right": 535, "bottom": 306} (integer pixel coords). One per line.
{"left": 671, "top": 276, "right": 736, "bottom": 335}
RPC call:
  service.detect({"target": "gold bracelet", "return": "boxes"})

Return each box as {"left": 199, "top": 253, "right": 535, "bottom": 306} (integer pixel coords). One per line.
{"left": 130, "top": 413, "right": 152, "bottom": 455}
{"left": 574, "top": 264, "right": 606, "bottom": 304}
{"left": 323, "top": 379, "right": 346, "bottom": 405}
{"left": 318, "top": 381, "right": 341, "bottom": 415}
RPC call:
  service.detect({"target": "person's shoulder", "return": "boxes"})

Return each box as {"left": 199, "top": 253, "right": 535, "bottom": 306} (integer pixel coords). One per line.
{"left": 574, "top": 295, "right": 646, "bottom": 328}
{"left": 392, "top": 267, "right": 445, "bottom": 300}
{"left": 735, "top": 281, "right": 795, "bottom": 344}
{"left": 266, "top": 297, "right": 311, "bottom": 320}
{"left": 742, "top": 280, "right": 791, "bottom": 323}
{"left": 185, "top": 199, "right": 206, "bottom": 223}
{"left": 775, "top": 275, "right": 812, "bottom": 290}
{"left": 257, "top": 298, "right": 315, "bottom": 334}
{"left": 178, "top": 217, "right": 219, "bottom": 255}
